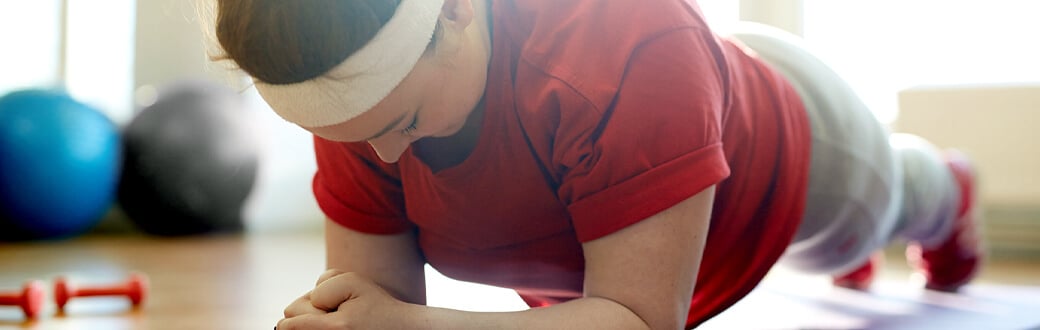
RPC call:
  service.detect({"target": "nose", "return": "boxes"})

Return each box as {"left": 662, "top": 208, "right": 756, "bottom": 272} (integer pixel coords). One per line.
{"left": 367, "top": 135, "right": 415, "bottom": 163}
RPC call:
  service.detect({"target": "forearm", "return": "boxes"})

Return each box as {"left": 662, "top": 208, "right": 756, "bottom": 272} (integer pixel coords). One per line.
{"left": 404, "top": 296, "right": 651, "bottom": 330}
{"left": 325, "top": 219, "right": 427, "bottom": 304}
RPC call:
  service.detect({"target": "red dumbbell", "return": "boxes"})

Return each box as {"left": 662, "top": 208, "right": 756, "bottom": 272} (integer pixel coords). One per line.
{"left": 54, "top": 272, "right": 148, "bottom": 311}
{"left": 0, "top": 280, "right": 44, "bottom": 319}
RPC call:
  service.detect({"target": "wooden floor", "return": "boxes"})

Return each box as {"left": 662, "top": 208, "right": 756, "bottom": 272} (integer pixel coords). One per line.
{"left": 1, "top": 232, "right": 1038, "bottom": 330}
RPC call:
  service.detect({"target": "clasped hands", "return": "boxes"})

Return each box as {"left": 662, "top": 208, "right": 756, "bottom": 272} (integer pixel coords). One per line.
{"left": 276, "top": 269, "right": 415, "bottom": 330}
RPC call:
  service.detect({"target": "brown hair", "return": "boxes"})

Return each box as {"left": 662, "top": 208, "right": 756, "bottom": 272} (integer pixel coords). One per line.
{"left": 213, "top": 0, "right": 402, "bottom": 84}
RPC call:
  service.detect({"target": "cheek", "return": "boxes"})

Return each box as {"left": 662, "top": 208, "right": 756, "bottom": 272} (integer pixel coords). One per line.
{"left": 428, "top": 106, "right": 465, "bottom": 133}
{"left": 418, "top": 104, "right": 467, "bottom": 137}
{"left": 416, "top": 65, "right": 484, "bottom": 134}
{"left": 423, "top": 87, "right": 466, "bottom": 125}
{"left": 450, "top": 73, "right": 485, "bottom": 112}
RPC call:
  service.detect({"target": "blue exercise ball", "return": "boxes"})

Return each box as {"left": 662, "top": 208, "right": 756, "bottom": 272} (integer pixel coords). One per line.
{"left": 0, "top": 89, "right": 121, "bottom": 240}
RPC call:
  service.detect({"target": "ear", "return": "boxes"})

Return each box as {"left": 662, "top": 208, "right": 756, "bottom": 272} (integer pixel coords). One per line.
{"left": 440, "top": 0, "right": 475, "bottom": 32}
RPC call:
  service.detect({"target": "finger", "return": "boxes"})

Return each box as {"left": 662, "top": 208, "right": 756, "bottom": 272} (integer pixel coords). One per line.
{"left": 310, "top": 273, "right": 372, "bottom": 311}
{"left": 277, "top": 313, "right": 340, "bottom": 330}
{"left": 283, "top": 292, "right": 327, "bottom": 318}
{"left": 316, "top": 268, "right": 346, "bottom": 286}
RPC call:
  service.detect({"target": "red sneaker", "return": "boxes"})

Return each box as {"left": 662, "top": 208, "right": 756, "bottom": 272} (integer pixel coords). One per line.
{"left": 905, "top": 150, "right": 983, "bottom": 292}
{"left": 833, "top": 253, "right": 883, "bottom": 291}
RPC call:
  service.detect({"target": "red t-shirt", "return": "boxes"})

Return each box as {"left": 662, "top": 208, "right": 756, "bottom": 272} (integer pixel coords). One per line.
{"left": 311, "top": 0, "right": 810, "bottom": 327}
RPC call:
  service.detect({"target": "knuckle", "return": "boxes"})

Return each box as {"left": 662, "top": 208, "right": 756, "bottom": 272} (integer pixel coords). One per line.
{"left": 340, "top": 272, "right": 363, "bottom": 282}
{"left": 275, "top": 319, "right": 290, "bottom": 330}
{"left": 283, "top": 293, "right": 311, "bottom": 317}
{"left": 317, "top": 268, "right": 346, "bottom": 284}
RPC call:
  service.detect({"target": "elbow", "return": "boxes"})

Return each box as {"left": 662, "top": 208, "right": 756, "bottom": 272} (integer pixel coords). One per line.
{"left": 634, "top": 308, "right": 685, "bottom": 330}
{"left": 633, "top": 300, "right": 689, "bottom": 330}
{"left": 593, "top": 296, "right": 686, "bottom": 330}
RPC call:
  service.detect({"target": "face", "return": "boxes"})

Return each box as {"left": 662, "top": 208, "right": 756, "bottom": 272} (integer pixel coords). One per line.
{"left": 305, "top": 3, "right": 490, "bottom": 163}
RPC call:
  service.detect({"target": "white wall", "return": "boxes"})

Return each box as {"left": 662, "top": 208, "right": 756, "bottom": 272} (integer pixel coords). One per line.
{"left": 739, "top": 0, "right": 803, "bottom": 35}
{"left": 896, "top": 84, "right": 1040, "bottom": 207}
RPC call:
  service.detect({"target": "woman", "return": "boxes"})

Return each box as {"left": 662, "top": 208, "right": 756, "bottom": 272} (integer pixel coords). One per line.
{"left": 211, "top": 0, "right": 981, "bottom": 328}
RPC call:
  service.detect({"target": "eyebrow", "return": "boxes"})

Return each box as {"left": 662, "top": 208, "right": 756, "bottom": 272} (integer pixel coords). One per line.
{"left": 363, "top": 112, "right": 409, "bottom": 141}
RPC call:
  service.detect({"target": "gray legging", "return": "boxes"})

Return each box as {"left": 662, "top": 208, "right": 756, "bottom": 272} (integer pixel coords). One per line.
{"left": 729, "top": 23, "right": 959, "bottom": 275}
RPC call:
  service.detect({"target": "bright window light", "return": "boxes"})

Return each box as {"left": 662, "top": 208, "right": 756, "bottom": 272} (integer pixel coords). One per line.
{"left": 65, "top": 0, "right": 136, "bottom": 123}
{"left": 803, "top": 0, "right": 1040, "bottom": 124}
{"left": 699, "top": 0, "right": 741, "bottom": 30}
{"left": 0, "top": 1, "right": 62, "bottom": 95}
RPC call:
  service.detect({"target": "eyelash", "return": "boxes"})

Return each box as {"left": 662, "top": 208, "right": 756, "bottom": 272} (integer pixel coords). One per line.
{"left": 402, "top": 117, "right": 419, "bottom": 135}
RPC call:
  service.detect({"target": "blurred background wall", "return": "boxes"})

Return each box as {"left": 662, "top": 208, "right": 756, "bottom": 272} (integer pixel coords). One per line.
{"left": 0, "top": 0, "right": 1036, "bottom": 254}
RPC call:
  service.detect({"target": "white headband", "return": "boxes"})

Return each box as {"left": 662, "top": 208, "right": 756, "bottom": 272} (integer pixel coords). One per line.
{"left": 255, "top": 0, "right": 445, "bottom": 128}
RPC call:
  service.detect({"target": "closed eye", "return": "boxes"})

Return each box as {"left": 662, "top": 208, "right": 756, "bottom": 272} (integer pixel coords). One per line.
{"left": 401, "top": 114, "right": 419, "bottom": 135}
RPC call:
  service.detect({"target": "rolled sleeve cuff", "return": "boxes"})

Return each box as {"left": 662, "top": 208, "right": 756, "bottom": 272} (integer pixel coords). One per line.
{"left": 567, "top": 144, "right": 729, "bottom": 242}
{"left": 312, "top": 173, "right": 413, "bottom": 235}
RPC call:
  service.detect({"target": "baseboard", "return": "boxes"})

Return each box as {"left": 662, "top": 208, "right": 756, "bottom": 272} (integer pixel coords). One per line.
{"left": 984, "top": 205, "right": 1040, "bottom": 260}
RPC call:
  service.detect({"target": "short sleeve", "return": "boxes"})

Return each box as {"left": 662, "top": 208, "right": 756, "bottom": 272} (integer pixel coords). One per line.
{"left": 556, "top": 28, "right": 732, "bottom": 242}
{"left": 312, "top": 136, "right": 413, "bottom": 234}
